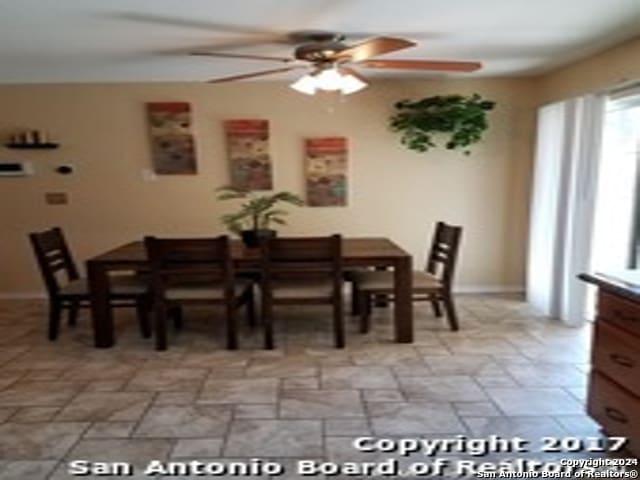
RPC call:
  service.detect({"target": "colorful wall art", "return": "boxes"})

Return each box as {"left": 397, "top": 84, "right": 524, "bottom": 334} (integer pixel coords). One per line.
{"left": 305, "top": 137, "right": 348, "bottom": 207}
{"left": 225, "top": 119, "right": 272, "bottom": 190}
{"left": 146, "top": 102, "right": 197, "bottom": 174}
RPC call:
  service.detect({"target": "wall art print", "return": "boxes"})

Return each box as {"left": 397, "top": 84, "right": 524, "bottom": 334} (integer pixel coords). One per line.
{"left": 146, "top": 102, "right": 197, "bottom": 174}
{"left": 225, "top": 119, "right": 272, "bottom": 190}
{"left": 305, "top": 137, "right": 348, "bottom": 207}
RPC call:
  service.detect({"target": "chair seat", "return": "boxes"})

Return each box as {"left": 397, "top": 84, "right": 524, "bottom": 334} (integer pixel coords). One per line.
{"left": 353, "top": 270, "right": 442, "bottom": 292}
{"left": 165, "top": 279, "right": 251, "bottom": 301}
{"left": 270, "top": 278, "right": 335, "bottom": 299}
{"left": 60, "top": 274, "right": 148, "bottom": 297}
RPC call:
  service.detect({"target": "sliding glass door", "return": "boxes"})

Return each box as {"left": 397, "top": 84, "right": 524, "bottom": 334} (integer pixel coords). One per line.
{"left": 591, "top": 93, "right": 640, "bottom": 273}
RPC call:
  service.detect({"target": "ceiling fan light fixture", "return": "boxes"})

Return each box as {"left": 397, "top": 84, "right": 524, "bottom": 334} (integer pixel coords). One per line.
{"left": 314, "top": 67, "right": 343, "bottom": 91}
{"left": 289, "top": 67, "right": 368, "bottom": 96}
{"left": 338, "top": 72, "right": 368, "bottom": 94}
{"left": 289, "top": 74, "right": 318, "bottom": 95}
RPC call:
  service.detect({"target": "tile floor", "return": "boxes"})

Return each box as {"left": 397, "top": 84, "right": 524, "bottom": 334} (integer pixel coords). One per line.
{"left": 0, "top": 295, "right": 625, "bottom": 479}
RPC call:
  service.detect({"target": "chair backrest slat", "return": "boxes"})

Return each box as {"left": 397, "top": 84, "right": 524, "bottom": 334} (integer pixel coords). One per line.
{"left": 29, "top": 227, "right": 79, "bottom": 296}
{"left": 260, "top": 235, "right": 342, "bottom": 281}
{"left": 144, "top": 236, "right": 232, "bottom": 291}
{"left": 425, "top": 221, "right": 463, "bottom": 288}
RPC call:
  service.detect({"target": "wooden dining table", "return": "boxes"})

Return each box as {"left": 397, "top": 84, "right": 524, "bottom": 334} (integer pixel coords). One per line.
{"left": 86, "top": 237, "right": 413, "bottom": 348}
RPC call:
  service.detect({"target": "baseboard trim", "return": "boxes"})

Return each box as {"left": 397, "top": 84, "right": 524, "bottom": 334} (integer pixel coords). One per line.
{"left": 0, "top": 285, "right": 525, "bottom": 300}
{"left": 454, "top": 285, "right": 525, "bottom": 294}
{"left": 0, "top": 291, "right": 46, "bottom": 300}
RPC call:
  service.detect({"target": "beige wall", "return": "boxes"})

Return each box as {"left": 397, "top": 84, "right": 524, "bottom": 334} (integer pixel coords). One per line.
{"left": 0, "top": 79, "right": 536, "bottom": 294}
{"left": 537, "top": 35, "right": 640, "bottom": 104}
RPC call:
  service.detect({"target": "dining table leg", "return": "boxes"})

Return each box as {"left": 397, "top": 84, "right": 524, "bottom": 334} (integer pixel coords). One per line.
{"left": 87, "top": 260, "right": 114, "bottom": 348}
{"left": 394, "top": 255, "right": 413, "bottom": 343}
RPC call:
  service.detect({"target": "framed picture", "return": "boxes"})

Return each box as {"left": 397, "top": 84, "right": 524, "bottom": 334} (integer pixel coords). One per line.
{"left": 225, "top": 119, "right": 272, "bottom": 190}
{"left": 305, "top": 137, "right": 348, "bottom": 206}
{"left": 147, "top": 102, "right": 197, "bottom": 174}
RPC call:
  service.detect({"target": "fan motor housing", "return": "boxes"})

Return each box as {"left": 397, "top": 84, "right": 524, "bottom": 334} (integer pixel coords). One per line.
{"left": 294, "top": 41, "right": 348, "bottom": 61}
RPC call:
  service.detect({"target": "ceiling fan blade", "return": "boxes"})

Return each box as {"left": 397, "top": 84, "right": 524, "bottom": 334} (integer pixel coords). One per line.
{"left": 207, "top": 66, "right": 304, "bottom": 83}
{"left": 191, "top": 51, "right": 294, "bottom": 63}
{"left": 335, "top": 37, "right": 415, "bottom": 62}
{"left": 338, "top": 66, "right": 369, "bottom": 84}
{"left": 359, "top": 59, "right": 482, "bottom": 72}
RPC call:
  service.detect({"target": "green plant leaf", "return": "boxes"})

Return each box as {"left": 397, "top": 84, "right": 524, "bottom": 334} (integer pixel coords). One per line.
{"left": 390, "top": 93, "right": 495, "bottom": 154}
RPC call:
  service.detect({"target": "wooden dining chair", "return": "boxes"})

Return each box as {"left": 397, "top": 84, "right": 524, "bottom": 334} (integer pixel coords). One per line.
{"left": 352, "top": 221, "right": 463, "bottom": 332}
{"left": 259, "top": 235, "right": 345, "bottom": 349}
{"left": 29, "top": 227, "right": 151, "bottom": 341}
{"left": 144, "top": 236, "right": 255, "bottom": 351}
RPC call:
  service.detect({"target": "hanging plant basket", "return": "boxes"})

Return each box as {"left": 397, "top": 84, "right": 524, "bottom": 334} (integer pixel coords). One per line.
{"left": 390, "top": 93, "right": 496, "bottom": 155}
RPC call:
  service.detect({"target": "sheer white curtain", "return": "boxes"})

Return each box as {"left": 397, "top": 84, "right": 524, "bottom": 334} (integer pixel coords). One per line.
{"left": 527, "top": 94, "right": 605, "bottom": 326}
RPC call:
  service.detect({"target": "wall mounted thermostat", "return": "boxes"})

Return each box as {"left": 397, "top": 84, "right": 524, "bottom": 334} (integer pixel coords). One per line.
{"left": 0, "top": 161, "right": 34, "bottom": 176}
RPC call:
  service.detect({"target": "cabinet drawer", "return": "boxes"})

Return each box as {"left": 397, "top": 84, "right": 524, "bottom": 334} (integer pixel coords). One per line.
{"left": 588, "top": 372, "right": 639, "bottom": 457}
{"left": 599, "top": 291, "right": 640, "bottom": 337}
{"left": 593, "top": 322, "right": 640, "bottom": 397}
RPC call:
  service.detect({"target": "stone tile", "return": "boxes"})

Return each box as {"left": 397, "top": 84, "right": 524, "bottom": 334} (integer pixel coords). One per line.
{"left": 485, "top": 388, "right": 585, "bottom": 415}
{"left": 126, "top": 368, "right": 208, "bottom": 392}
{"left": 245, "top": 359, "right": 316, "bottom": 378}
{"left": 281, "top": 377, "right": 319, "bottom": 389}
{"left": 280, "top": 390, "right": 365, "bottom": 418}
{"left": 0, "top": 461, "right": 58, "bottom": 480}
{"left": 180, "top": 352, "right": 249, "bottom": 369}
{"left": 56, "top": 392, "right": 153, "bottom": 422}
{"left": 235, "top": 404, "right": 277, "bottom": 419}
{"left": 362, "top": 389, "right": 404, "bottom": 402}
{"left": 11, "top": 406, "right": 60, "bottom": 423}
{"left": 391, "top": 365, "right": 432, "bottom": 377}
{"left": 83, "top": 422, "right": 136, "bottom": 438}
{"left": 553, "top": 415, "right": 601, "bottom": 435}
{"left": 61, "top": 362, "right": 135, "bottom": 381}
{"left": 505, "top": 363, "right": 587, "bottom": 387}
{"left": 20, "top": 370, "right": 62, "bottom": 381}
{"left": 325, "top": 418, "right": 371, "bottom": 436}
{"left": 320, "top": 366, "right": 398, "bottom": 389}
{"left": 0, "top": 407, "right": 17, "bottom": 423}
{"left": 423, "top": 354, "right": 505, "bottom": 375}
{"left": 0, "top": 422, "right": 88, "bottom": 459}
{"left": 172, "top": 439, "right": 223, "bottom": 458}
{"left": 399, "top": 375, "right": 488, "bottom": 402}
{"left": 224, "top": 420, "right": 323, "bottom": 457}
{"left": 565, "top": 386, "right": 587, "bottom": 402}
{"left": 441, "top": 337, "right": 519, "bottom": 355}
{"left": 154, "top": 391, "right": 197, "bottom": 406}
{"left": 350, "top": 347, "right": 424, "bottom": 366}
{"left": 134, "top": 405, "right": 231, "bottom": 438}
{"left": 463, "top": 416, "right": 568, "bottom": 450}
{"left": 368, "top": 402, "right": 466, "bottom": 435}
{"left": 83, "top": 380, "right": 127, "bottom": 392}
{"left": 50, "top": 439, "right": 173, "bottom": 480}
{"left": 0, "top": 381, "right": 83, "bottom": 407}
{"left": 453, "top": 401, "right": 502, "bottom": 417}
{"left": 474, "top": 375, "right": 519, "bottom": 388}
{"left": 198, "top": 378, "right": 279, "bottom": 404}
{"left": 7, "top": 352, "right": 78, "bottom": 370}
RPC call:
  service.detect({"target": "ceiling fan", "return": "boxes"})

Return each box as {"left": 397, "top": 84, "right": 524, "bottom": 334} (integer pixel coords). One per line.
{"left": 190, "top": 31, "right": 482, "bottom": 95}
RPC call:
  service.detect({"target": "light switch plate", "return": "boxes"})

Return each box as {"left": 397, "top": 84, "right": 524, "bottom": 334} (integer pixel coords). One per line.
{"left": 45, "top": 192, "right": 68, "bottom": 205}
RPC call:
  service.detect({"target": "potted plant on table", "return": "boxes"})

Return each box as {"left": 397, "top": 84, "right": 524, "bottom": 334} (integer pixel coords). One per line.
{"left": 216, "top": 186, "right": 304, "bottom": 247}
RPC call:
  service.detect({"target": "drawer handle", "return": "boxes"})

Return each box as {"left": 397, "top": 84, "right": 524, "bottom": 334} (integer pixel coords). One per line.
{"left": 605, "top": 407, "right": 629, "bottom": 424}
{"left": 612, "top": 309, "right": 638, "bottom": 322}
{"left": 609, "top": 353, "right": 635, "bottom": 368}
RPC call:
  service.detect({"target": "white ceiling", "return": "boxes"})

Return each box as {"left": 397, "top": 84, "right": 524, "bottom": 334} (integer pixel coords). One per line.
{"left": 0, "top": 0, "right": 639, "bottom": 84}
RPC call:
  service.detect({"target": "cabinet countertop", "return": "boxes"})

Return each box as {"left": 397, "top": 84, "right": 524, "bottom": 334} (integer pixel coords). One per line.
{"left": 579, "top": 270, "right": 640, "bottom": 303}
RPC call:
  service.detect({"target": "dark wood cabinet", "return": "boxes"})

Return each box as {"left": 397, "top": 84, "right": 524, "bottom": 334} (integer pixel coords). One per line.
{"left": 580, "top": 273, "right": 640, "bottom": 457}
